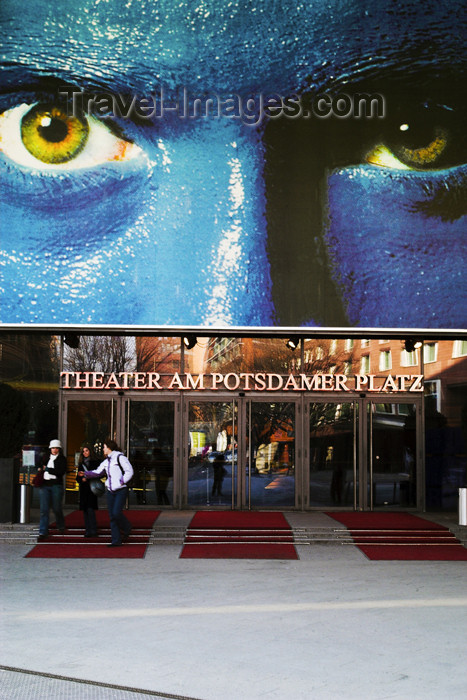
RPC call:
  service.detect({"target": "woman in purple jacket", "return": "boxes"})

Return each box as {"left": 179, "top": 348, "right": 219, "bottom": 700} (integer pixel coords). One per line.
{"left": 78, "top": 439, "right": 134, "bottom": 547}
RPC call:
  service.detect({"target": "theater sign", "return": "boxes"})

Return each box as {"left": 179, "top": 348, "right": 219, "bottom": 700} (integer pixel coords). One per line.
{"left": 61, "top": 371, "right": 424, "bottom": 393}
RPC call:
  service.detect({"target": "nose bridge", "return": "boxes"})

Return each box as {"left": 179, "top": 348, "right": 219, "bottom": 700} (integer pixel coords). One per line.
{"left": 143, "top": 119, "right": 275, "bottom": 326}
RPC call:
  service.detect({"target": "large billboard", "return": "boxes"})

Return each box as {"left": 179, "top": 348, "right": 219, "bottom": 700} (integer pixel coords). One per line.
{"left": 0, "top": 0, "right": 466, "bottom": 329}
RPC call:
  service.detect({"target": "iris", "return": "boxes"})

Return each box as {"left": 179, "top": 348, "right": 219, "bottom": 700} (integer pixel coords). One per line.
{"left": 21, "top": 103, "right": 89, "bottom": 164}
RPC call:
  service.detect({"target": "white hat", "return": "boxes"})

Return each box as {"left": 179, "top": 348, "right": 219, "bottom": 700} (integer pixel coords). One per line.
{"left": 49, "top": 439, "right": 62, "bottom": 449}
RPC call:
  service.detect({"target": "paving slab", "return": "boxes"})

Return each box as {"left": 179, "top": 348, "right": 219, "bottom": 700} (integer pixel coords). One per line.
{"left": 2, "top": 513, "right": 467, "bottom": 700}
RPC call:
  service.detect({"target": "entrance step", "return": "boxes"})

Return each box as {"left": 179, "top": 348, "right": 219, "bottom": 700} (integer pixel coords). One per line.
{"left": 152, "top": 525, "right": 186, "bottom": 545}
{"left": 1, "top": 522, "right": 465, "bottom": 546}
{"left": 292, "top": 527, "right": 354, "bottom": 545}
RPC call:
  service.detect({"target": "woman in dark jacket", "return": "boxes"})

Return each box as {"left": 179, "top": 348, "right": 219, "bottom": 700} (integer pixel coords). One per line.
{"left": 76, "top": 444, "right": 100, "bottom": 537}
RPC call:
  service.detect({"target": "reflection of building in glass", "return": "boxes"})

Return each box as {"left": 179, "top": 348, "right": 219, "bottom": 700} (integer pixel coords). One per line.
{"left": 135, "top": 337, "right": 181, "bottom": 374}
{"left": 0, "top": 333, "right": 466, "bottom": 514}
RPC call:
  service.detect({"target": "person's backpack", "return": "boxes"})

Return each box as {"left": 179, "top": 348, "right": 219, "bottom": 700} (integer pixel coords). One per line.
{"left": 117, "top": 453, "right": 134, "bottom": 489}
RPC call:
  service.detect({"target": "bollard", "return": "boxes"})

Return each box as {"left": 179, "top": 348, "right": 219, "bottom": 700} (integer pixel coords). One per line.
{"left": 459, "top": 488, "right": 467, "bottom": 526}
{"left": 19, "top": 484, "right": 32, "bottom": 524}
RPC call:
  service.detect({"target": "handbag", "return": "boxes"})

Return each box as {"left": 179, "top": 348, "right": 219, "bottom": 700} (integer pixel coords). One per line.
{"left": 89, "top": 479, "right": 106, "bottom": 497}
{"left": 32, "top": 469, "right": 45, "bottom": 487}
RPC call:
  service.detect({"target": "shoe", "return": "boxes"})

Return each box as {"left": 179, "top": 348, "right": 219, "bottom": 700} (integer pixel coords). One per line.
{"left": 84, "top": 533, "right": 97, "bottom": 538}
{"left": 37, "top": 535, "right": 47, "bottom": 541}
{"left": 58, "top": 529, "right": 65, "bottom": 535}
{"left": 122, "top": 534, "right": 131, "bottom": 542}
{"left": 107, "top": 543, "right": 123, "bottom": 547}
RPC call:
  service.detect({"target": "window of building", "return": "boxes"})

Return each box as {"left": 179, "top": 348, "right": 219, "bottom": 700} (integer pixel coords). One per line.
{"left": 344, "top": 361, "right": 352, "bottom": 376}
{"left": 344, "top": 339, "right": 354, "bottom": 351}
{"left": 424, "top": 379, "right": 441, "bottom": 413}
{"left": 423, "top": 342, "right": 438, "bottom": 364}
{"left": 361, "top": 339, "right": 370, "bottom": 348}
{"left": 453, "top": 340, "right": 467, "bottom": 358}
{"left": 379, "top": 350, "right": 392, "bottom": 371}
{"left": 401, "top": 349, "right": 418, "bottom": 367}
{"left": 360, "top": 355, "right": 370, "bottom": 373}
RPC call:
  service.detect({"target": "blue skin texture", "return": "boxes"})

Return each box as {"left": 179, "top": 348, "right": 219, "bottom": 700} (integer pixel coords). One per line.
{"left": 0, "top": 0, "right": 465, "bottom": 328}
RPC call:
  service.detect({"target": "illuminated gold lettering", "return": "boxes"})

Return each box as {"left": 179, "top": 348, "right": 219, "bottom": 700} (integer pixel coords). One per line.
{"left": 61, "top": 372, "right": 74, "bottom": 389}
{"left": 240, "top": 373, "right": 255, "bottom": 390}
{"left": 267, "top": 374, "right": 283, "bottom": 391}
{"left": 283, "top": 374, "right": 300, "bottom": 391}
{"left": 355, "top": 375, "right": 368, "bottom": 391}
{"left": 185, "top": 373, "right": 204, "bottom": 390}
{"left": 381, "top": 375, "right": 398, "bottom": 392}
{"left": 299, "top": 374, "right": 320, "bottom": 391}
{"left": 211, "top": 373, "right": 224, "bottom": 390}
{"left": 74, "top": 372, "right": 93, "bottom": 388}
{"left": 105, "top": 373, "right": 121, "bottom": 390}
{"left": 321, "top": 374, "right": 334, "bottom": 391}
{"left": 397, "top": 375, "right": 412, "bottom": 391}
{"left": 334, "top": 374, "right": 349, "bottom": 391}
{"left": 254, "top": 373, "right": 266, "bottom": 390}
{"left": 118, "top": 373, "right": 132, "bottom": 389}
{"left": 92, "top": 372, "right": 105, "bottom": 389}
{"left": 224, "top": 373, "right": 240, "bottom": 390}
{"left": 134, "top": 372, "right": 147, "bottom": 389}
{"left": 409, "top": 375, "right": 424, "bottom": 392}
{"left": 169, "top": 373, "right": 184, "bottom": 389}
{"left": 147, "top": 373, "right": 162, "bottom": 389}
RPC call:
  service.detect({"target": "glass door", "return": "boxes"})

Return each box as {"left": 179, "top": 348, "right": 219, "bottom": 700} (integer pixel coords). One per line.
{"left": 124, "top": 399, "right": 176, "bottom": 507}
{"left": 308, "top": 401, "right": 357, "bottom": 508}
{"left": 307, "top": 397, "right": 421, "bottom": 510}
{"left": 247, "top": 400, "right": 296, "bottom": 508}
{"left": 365, "top": 400, "right": 419, "bottom": 510}
{"left": 64, "top": 397, "right": 119, "bottom": 500}
{"left": 64, "top": 395, "right": 177, "bottom": 507}
{"left": 185, "top": 400, "right": 238, "bottom": 507}
{"left": 184, "top": 398, "right": 298, "bottom": 509}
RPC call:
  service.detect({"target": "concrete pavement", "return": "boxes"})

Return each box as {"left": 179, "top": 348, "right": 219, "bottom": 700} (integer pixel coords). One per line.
{"left": 1, "top": 511, "right": 467, "bottom": 699}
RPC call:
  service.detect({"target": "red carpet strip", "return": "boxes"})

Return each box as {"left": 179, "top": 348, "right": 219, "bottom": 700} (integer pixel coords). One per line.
{"left": 325, "top": 512, "right": 467, "bottom": 561}
{"left": 180, "top": 511, "right": 298, "bottom": 559}
{"left": 25, "top": 510, "right": 160, "bottom": 559}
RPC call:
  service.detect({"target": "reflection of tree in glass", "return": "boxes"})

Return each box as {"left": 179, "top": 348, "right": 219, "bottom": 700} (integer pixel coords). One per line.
{"left": 189, "top": 402, "right": 236, "bottom": 449}
{"left": 63, "top": 335, "right": 136, "bottom": 373}
{"left": 135, "top": 337, "right": 181, "bottom": 374}
{"left": 250, "top": 403, "right": 295, "bottom": 474}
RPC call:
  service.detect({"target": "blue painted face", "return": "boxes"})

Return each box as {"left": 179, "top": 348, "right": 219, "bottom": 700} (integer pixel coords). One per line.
{"left": 0, "top": 0, "right": 465, "bottom": 328}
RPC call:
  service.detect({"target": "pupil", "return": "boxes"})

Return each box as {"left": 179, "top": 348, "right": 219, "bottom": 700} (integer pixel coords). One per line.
{"left": 38, "top": 116, "right": 68, "bottom": 143}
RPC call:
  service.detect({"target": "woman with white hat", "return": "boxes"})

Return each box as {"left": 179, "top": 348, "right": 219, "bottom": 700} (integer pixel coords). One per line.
{"left": 36, "top": 439, "right": 67, "bottom": 541}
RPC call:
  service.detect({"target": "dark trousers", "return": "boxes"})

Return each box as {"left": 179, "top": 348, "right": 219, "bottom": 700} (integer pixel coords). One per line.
{"left": 83, "top": 507, "right": 97, "bottom": 536}
{"left": 106, "top": 487, "right": 131, "bottom": 544}
{"left": 39, "top": 484, "right": 65, "bottom": 535}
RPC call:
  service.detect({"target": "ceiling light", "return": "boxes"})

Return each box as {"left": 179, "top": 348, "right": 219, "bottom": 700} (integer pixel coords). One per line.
{"left": 183, "top": 335, "right": 197, "bottom": 350}
{"left": 286, "top": 338, "right": 299, "bottom": 351}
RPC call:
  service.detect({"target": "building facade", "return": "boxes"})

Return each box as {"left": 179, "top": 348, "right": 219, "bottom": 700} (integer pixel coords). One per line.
{"left": 1, "top": 333, "right": 466, "bottom": 519}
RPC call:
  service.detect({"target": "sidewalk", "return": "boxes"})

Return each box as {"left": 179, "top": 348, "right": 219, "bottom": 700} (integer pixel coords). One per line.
{"left": 2, "top": 511, "right": 467, "bottom": 699}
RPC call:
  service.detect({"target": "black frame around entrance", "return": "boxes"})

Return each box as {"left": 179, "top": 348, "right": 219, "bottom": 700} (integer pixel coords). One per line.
{"left": 61, "top": 391, "right": 423, "bottom": 511}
